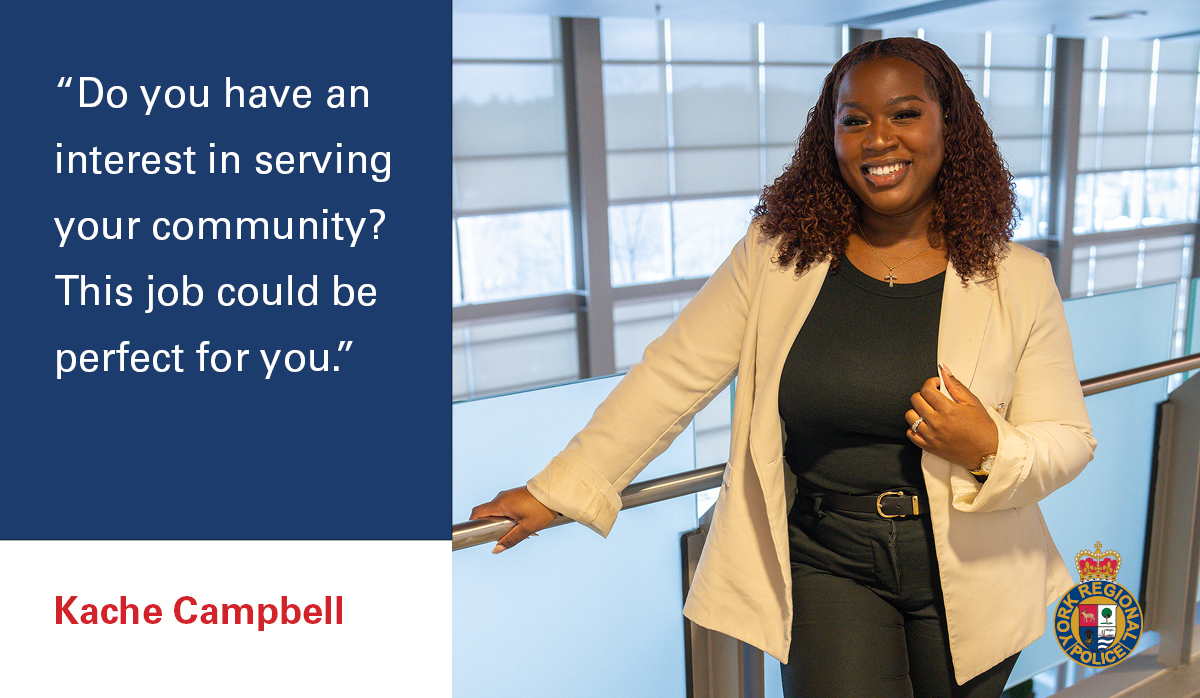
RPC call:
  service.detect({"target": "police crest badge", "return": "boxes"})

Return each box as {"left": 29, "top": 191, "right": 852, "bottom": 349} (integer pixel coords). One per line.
{"left": 1054, "top": 542, "right": 1142, "bottom": 667}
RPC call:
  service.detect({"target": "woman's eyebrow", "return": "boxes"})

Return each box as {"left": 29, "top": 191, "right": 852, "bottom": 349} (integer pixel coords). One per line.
{"left": 838, "top": 95, "right": 927, "bottom": 111}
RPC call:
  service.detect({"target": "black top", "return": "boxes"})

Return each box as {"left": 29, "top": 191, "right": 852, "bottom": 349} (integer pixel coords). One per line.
{"left": 778, "top": 256, "right": 945, "bottom": 495}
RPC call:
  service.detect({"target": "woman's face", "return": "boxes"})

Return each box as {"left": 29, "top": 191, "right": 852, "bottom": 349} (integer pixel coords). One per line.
{"left": 833, "top": 56, "right": 945, "bottom": 221}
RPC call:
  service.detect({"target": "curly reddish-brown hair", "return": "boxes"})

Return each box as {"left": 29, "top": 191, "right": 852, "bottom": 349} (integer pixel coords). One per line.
{"left": 752, "top": 37, "right": 1016, "bottom": 282}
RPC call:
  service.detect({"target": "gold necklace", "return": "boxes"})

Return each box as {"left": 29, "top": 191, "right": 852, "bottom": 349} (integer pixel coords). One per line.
{"left": 859, "top": 228, "right": 932, "bottom": 288}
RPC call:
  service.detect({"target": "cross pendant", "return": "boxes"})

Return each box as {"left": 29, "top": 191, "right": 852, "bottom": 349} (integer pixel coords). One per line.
{"left": 884, "top": 271, "right": 897, "bottom": 287}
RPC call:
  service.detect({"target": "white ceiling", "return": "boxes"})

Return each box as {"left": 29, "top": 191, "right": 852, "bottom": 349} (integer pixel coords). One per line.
{"left": 452, "top": 0, "right": 1200, "bottom": 41}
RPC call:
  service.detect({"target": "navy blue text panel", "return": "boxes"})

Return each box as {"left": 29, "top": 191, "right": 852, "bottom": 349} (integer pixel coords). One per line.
{"left": 3, "top": 2, "right": 448, "bottom": 539}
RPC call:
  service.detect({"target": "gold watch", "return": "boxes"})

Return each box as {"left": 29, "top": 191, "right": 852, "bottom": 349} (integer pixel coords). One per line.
{"left": 970, "top": 454, "right": 996, "bottom": 479}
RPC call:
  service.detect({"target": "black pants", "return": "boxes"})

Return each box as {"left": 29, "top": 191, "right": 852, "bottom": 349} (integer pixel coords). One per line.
{"left": 782, "top": 498, "right": 1018, "bottom": 698}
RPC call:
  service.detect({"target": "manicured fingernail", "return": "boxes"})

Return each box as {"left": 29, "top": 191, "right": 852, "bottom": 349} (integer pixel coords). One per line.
{"left": 940, "top": 363, "right": 954, "bottom": 377}
{"left": 492, "top": 544, "right": 506, "bottom": 554}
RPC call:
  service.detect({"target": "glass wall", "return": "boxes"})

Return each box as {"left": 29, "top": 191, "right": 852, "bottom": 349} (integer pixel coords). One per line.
{"left": 452, "top": 313, "right": 579, "bottom": 398}
{"left": 452, "top": 14, "right": 573, "bottom": 303}
{"left": 1075, "top": 39, "right": 1200, "bottom": 234}
{"left": 453, "top": 376, "right": 699, "bottom": 698}
{"left": 451, "top": 12, "right": 1200, "bottom": 419}
{"left": 452, "top": 14, "right": 580, "bottom": 400}
{"left": 601, "top": 19, "right": 840, "bottom": 286}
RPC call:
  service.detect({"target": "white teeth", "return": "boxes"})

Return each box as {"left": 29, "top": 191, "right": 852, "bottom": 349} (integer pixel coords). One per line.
{"left": 866, "top": 163, "right": 906, "bottom": 176}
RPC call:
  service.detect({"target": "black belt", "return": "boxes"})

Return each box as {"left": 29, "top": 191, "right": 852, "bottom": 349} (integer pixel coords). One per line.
{"left": 797, "top": 490, "right": 925, "bottom": 519}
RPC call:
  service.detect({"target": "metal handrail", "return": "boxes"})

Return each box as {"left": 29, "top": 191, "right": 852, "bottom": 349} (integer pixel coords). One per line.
{"left": 1080, "top": 353, "right": 1200, "bottom": 396}
{"left": 452, "top": 465, "right": 726, "bottom": 551}
{"left": 453, "top": 352, "right": 1200, "bottom": 551}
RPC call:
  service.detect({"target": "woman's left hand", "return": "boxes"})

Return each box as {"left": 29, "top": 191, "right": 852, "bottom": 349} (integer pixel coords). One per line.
{"left": 905, "top": 364, "right": 999, "bottom": 470}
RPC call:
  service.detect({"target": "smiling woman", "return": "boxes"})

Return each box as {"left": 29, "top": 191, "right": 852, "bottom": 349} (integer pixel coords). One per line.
{"left": 471, "top": 37, "right": 1094, "bottom": 698}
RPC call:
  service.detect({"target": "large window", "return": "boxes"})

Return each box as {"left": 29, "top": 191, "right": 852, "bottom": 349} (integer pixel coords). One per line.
{"left": 452, "top": 14, "right": 580, "bottom": 399}
{"left": 1075, "top": 38, "right": 1200, "bottom": 234}
{"left": 452, "top": 14, "right": 574, "bottom": 305}
{"left": 601, "top": 19, "right": 840, "bottom": 286}
{"left": 453, "top": 15, "right": 1200, "bottom": 402}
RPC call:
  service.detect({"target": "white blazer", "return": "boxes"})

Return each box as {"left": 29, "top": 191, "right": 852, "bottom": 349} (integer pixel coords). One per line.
{"left": 528, "top": 223, "right": 1095, "bottom": 684}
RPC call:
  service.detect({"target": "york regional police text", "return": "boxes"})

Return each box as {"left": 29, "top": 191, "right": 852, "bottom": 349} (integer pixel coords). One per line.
{"left": 56, "top": 595, "right": 343, "bottom": 632}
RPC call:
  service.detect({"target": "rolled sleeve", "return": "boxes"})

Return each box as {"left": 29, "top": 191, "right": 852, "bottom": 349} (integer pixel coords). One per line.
{"left": 528, "top": 455, "right": 624, "bottom": 537}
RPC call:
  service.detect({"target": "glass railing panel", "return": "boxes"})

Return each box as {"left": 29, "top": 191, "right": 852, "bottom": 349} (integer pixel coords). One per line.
{"left": 1008, "top": 282, "right": 1177, "bottom": 684}
{"left": 455, "top": 282, "right": 1181, "bottom": 695}
{"left": 1192, "top": 281, "right": 1200, "bottom": 602}
{"left": 453, "top": 375, "right": 698, "bottom": 698}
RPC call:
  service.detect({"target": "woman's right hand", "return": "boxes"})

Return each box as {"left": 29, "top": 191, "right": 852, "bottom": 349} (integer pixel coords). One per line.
{"left": 470, "top": 486, "right": 559, "bottom": 554}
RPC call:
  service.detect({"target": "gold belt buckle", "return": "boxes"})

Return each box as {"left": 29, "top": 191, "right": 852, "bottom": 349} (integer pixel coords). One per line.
{"left": 876, "top": 491, "right": 916, "bottom": 518}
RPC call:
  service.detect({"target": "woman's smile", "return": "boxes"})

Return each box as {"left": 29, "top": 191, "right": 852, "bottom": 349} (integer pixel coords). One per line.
{"left": 862, "top": 159, "right": 911, "bottom": 187}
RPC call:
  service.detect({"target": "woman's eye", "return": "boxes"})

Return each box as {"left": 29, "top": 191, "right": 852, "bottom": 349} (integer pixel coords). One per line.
{"left": 894, "top": 109, "right": 921, "bottom": 120}
{"left": 840, "top": 116, "right": 866, "bottom": 127}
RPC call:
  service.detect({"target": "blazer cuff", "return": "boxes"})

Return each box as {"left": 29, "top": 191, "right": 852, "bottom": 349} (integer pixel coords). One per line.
{"left": 527, "top": 455, "right": 623, "bottom": 537}
{"left": 951, "top": 406, "right": 1030, "bottom": 512}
